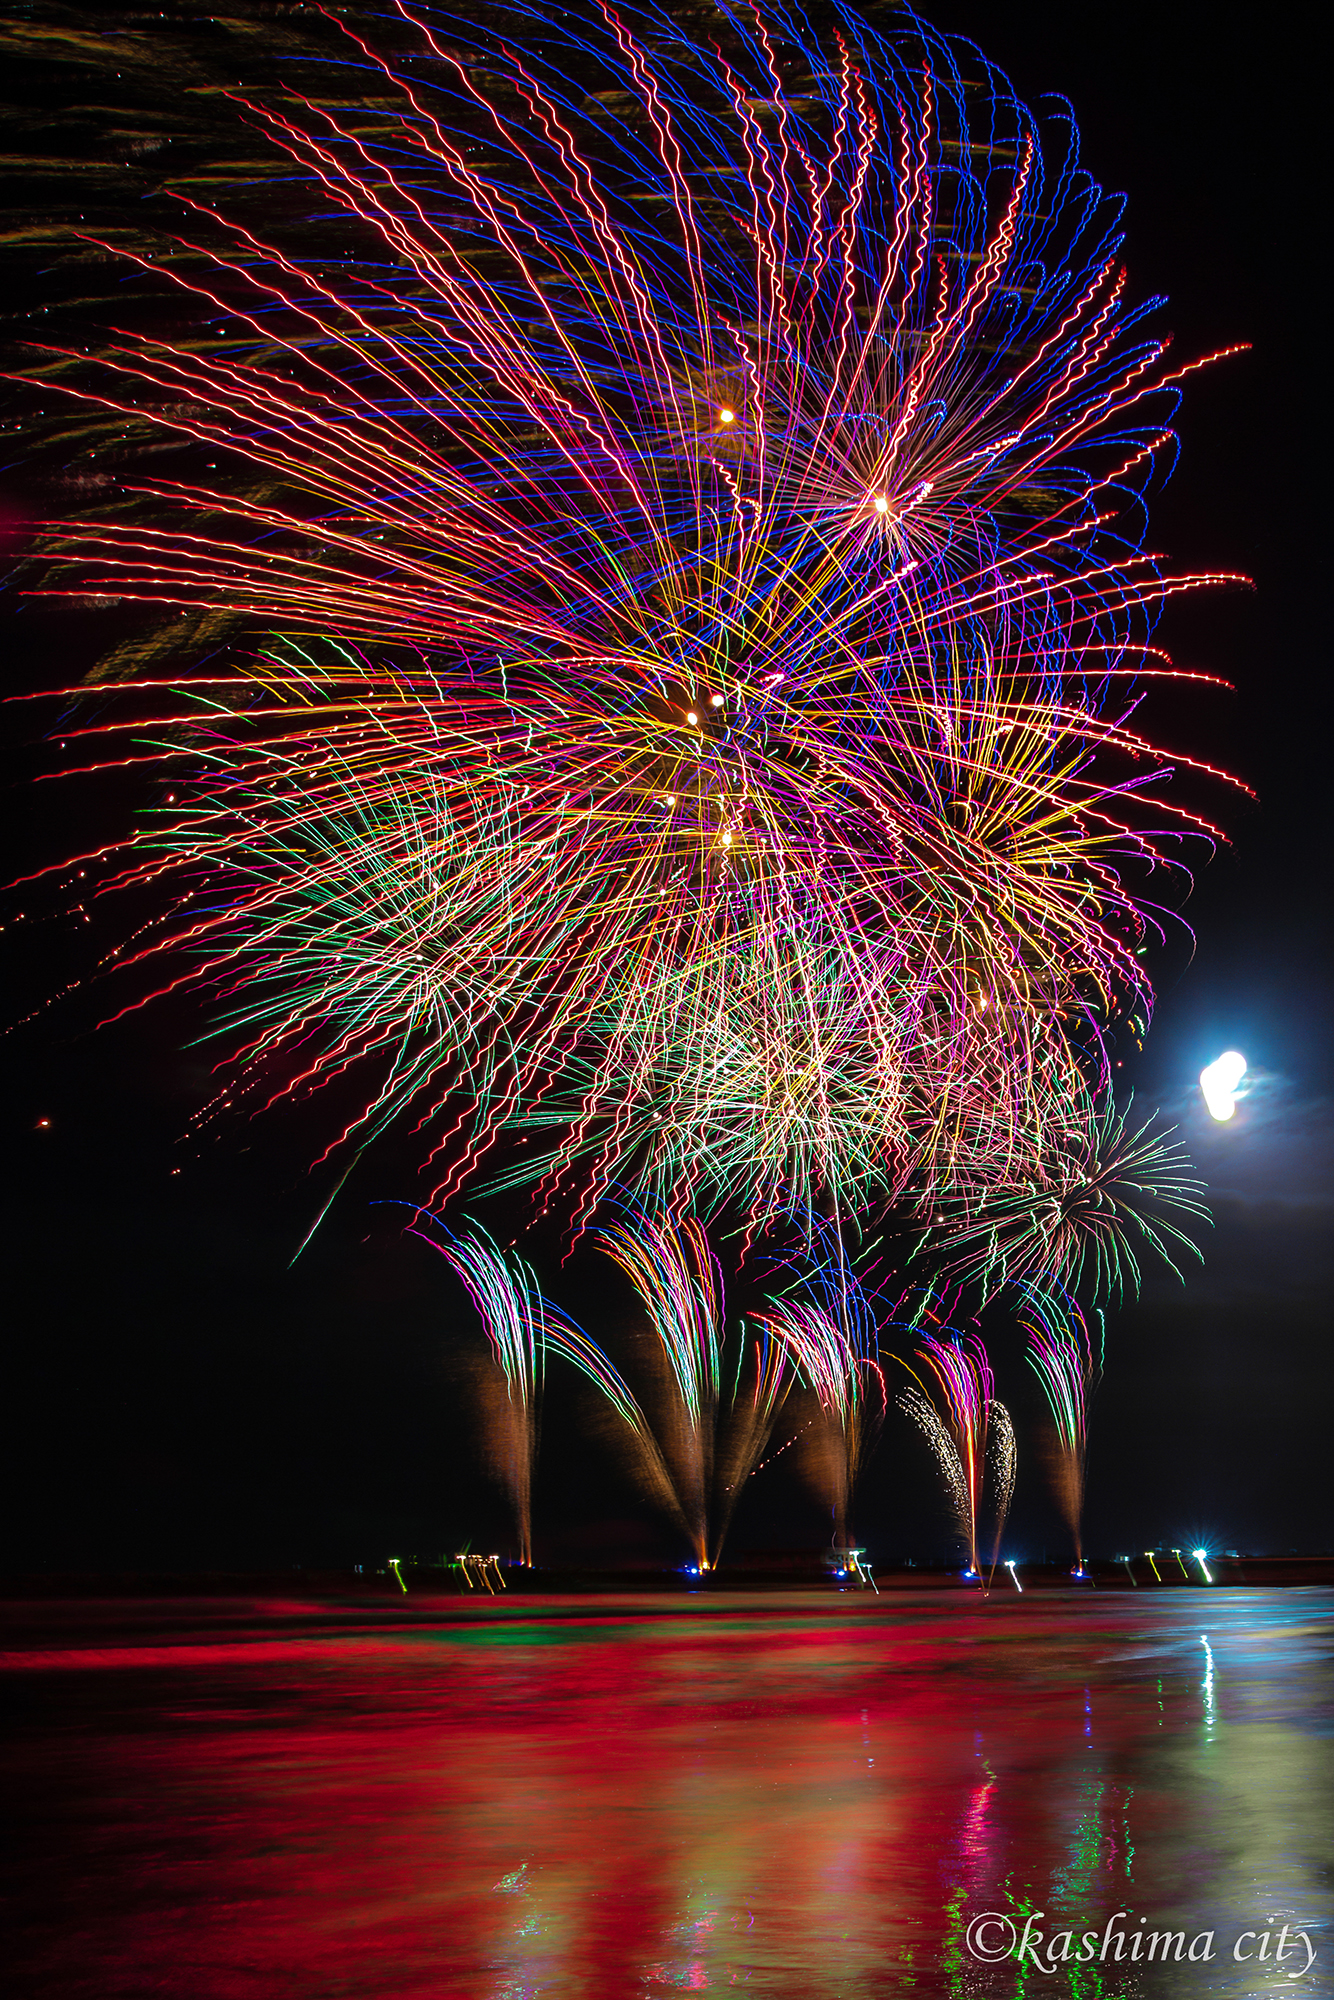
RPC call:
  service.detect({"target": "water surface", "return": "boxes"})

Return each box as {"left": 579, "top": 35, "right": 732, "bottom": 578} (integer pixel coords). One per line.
{"left": 4, "top": 1589, "right": 1331, "bottom": 1996}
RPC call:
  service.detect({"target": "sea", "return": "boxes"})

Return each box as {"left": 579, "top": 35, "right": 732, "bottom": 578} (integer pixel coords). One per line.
{"left": 4, "top": 1587, "right": 1331, "bottom": 1996}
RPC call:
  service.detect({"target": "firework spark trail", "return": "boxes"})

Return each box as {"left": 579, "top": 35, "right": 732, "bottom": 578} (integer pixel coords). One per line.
{"left": 408, "top": 1209, "right": 685, "bottom": 1560}
{"left": 913, "top": 1092, "right": 1209, "bottom": 1301}
{"left": 11, "top": 2, "right": 1238, "bottom": 1260}
{"left": 711, "top": 1315, "right": 796, "bottom": 1567}
{"left": 899, "top": 1387, "right": 969, "bottom": 1552}
{"left": 1019, "top": 1278, "right": 1101, "bottom": 1562}
{"left": 987, "top": 1400, "right": 1017, "bottom": 1581}
{"left": 753, "top": 1221, "right": 885, "bottom": 1545}
{"left": 594, "top": 1204, "right": 723, "bottom": 1566}
{"left": 755, "top": 1298, "right": 867, "bottom": 1547}
{"left": 898, "top": 1324, "right": 1008, "bottom": 1578}
{"left": 408, "top": 1216, "right": 546, "bottom": 1564}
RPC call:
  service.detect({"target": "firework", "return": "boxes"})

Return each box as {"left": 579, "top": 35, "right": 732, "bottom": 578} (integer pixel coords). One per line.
{"left": 594, "top": 1202, "right": 800, "bottom": 1565}
{"left": 408, "top": 1216, "right": 551, "bottom": 1563}
{"left": 898, "top": 1324, "right": 1011, "bottom": 1579}
{"left": 14, "top": 0, "right": 1241, "bottom": 1245}
{"left": 409, "top": 1211, "right": 682, "bottom": 1561}
{"left": 712, "top": 1315, "right": 797, "bottom": 1568}
{"left": 595, "top": 1204, "right": 720, "bottom": 1567}
{"left": 753, "top": 1222, "right": 885, "bottom": 1545}
{"left": 899, "top": 1389, "right": 968, "bottom": 1547}
{"left": 1018, "top": 1279, "right": 1101, "bottom": 1563}
{"left": 988, "top": 1400, "right": 1018, "bottom": 1579}
{"left": 911, "top": 1091, "right": 1209, "bottom": 1302}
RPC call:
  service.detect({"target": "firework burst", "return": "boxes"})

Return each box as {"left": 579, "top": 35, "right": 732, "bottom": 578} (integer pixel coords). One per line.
{"left": 913, "top": 1092, "right": 1208, "bottom": 1301}
{"left": 14, "top": 0, "right": 1241, "bottom": 1245}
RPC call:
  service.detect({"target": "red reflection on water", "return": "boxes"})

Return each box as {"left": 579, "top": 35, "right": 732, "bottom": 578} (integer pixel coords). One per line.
{"left": 3, "top": 1591, "right": 1330, "bottom": 1997}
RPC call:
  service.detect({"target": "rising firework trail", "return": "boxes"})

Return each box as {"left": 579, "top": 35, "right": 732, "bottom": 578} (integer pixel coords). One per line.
{"left": 1018, "top": 1278, "right": 1101, "bottom": 1564}
{"left": 754, "top": 1220, "right": 885, "bottom": 1547}
{"left": 407, "top": 1210, "right": 681, "bottom": 1560}
{"left": 898, "top": 1319, "right": 1013, "bottom": 1580}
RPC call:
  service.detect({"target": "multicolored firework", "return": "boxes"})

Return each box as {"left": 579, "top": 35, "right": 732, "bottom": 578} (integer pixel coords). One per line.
{"left": 754, "top": 1224, "right": 885, "bottom": 1546}
{"left": 712, "top": 1316, "right": 797, "bottom": 1568}
{"left": 899, "top": 1325, "right": 1013, "bottom": 1579}
{"left": 15, "top": 0, "right": 1239, "bottom": 1258}
{"left": 593, "top": 1202, "right": 795, "bottom": 1565}
{"left": 408, "top": 1216, "right": 552, "bottom": 1564}
{"left": 595, "top": 1204, "right": 723, "bottom": 1567}
{"left": 1018, "top": 1279, "right": 1102, "bottom": 1563}
{"left": 10, "top": 2, "right": 1243, "bottom": 1564}
{"left": 409, "top": 1211, "right": 678, "bottom": 1561}
{"left": 911, "top": 1091, "right": 1209, "bottom": 1303}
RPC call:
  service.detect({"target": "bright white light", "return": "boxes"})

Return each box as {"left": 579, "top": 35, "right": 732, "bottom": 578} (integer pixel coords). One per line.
{"left": 1200, "top": 1050, "right": 1246, "bottom": 1121}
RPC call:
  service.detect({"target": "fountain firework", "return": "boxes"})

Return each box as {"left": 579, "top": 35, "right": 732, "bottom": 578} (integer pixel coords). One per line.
{"left": 899, "top": 1322, "right": 1014, "bottom": 1580}
{"left": 1019, "top": 1279, "right": 1101, "bottom": 1564}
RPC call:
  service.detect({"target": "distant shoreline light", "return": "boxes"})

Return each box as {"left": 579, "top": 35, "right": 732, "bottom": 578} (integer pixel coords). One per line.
{"left": 1200, "top": 1051, "right": 1247, "bottom": 1121}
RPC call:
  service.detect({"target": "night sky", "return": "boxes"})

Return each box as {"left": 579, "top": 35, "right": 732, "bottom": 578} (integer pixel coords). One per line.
{"left": 2, "top": 2, "right": 1328, "bottom": 1574}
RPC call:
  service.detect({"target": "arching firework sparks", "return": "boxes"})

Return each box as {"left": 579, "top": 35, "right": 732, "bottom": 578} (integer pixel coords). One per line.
{"left": 594, "top": 1200, "right": 803, "bottom": 1565}
{"left": 711, "top": 1314, "right": 796, "bottom": 1568}
{"left": 753, "top": 1221, "right": 885, "bottom": 1546}
{"left": 409, "top": 1217, "right": 546, "bottom": 1564}
{"left": 595, "top": 1202, "right": 721, "bottom": 1567}
{"left": 1018, "top": 1277, "right": 1101, "bottom": 1563}
{"left": 12, "top": 0, "right": 1244, "bottom": 1241}
{"left": 988, "top": 1398, "right": 1017, "bottom": 1580}
{"left": 407, "top": 1210, "right": 678, "bottom": 1561}
{"left": 898, "top": 1323, "right": 1011, "bottom": 1579}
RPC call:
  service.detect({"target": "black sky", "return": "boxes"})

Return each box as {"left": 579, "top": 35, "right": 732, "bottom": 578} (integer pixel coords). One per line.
{"left": 1, "top": 2, "right": 1328, "bottom": 1573}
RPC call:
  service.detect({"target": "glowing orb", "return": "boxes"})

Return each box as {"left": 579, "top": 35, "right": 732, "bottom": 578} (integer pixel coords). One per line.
{"left": 1200, "top": 1050, "right": 1246, "bottom": 1121}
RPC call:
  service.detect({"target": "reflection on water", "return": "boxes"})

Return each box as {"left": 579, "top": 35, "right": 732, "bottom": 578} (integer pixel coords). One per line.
{"left": 3, "top": 1591, "right": 1331, "bottom": 1996}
